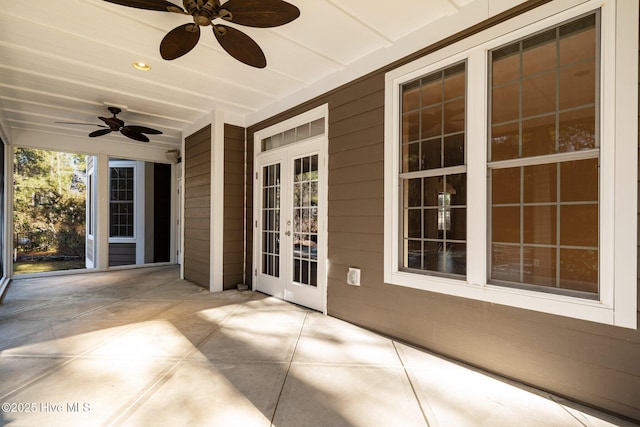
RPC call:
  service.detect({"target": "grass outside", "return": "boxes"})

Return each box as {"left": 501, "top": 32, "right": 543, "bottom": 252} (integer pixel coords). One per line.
{"left": 13, "top": 259, "right": 86, "bottom": 274}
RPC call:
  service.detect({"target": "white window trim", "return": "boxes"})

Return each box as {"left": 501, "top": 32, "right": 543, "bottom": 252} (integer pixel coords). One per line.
{"left": 384, "top": 0, "right": 638, "bottom": 328}
{"left": 108, "top": 160, "right": 143, "bottom": 244}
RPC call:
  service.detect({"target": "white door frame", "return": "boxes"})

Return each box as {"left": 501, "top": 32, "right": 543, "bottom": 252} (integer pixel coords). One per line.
{"left": 252, "top": 105, "right": 328, "bottom": 313}
{"left": 85, "top": 156, "right": 95, "bottom": 269}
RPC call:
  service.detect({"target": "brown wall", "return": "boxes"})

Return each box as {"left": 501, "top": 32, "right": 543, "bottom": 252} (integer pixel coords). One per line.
{"left": 223, "top": 124, "right": 245, "bottom": 289}
{"left": 184, "top": 125, "right": 211, "bottom": 288}
{"left": 108, "top": 243, "right": 136, "bottom": 266}
{"left": 247, "top": 2, "right": 640, "bottom": 420}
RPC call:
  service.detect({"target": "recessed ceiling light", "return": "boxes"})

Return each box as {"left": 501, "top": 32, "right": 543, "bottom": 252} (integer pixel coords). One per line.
{"left": 132, "top": 61, "right": 151, "bottom": 71}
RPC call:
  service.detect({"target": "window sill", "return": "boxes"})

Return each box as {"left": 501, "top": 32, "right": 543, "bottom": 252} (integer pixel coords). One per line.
{"left": 385, "top": 269, "right": 621, "bottom": 327}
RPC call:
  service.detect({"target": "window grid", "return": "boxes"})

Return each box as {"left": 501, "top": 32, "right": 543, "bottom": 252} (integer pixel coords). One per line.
{"left": 489, "top": 16, "right": 599, "bottom": 161}
{"left": 261, "top": 164, "right": 281, "bottom": 277}
{"left": 109, "top": 167, "right": 134, "bottom": 238}
{"left": 488, "top": 13, "right": 599, "bottom": 297}
{"left": 261, "top": 118, "right": 325, "bottom": 152}
{"left": 293, "top": 155, "right": 319, "bottom": 287}
{"left": 399, "top": 62, "right": 467, "bottom": 278}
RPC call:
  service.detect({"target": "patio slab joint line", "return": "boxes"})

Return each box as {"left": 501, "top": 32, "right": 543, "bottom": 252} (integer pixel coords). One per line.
{"left": 269, "top": 311, "right": 308, "bottom": 426}
{"left": 392, "top": 341, "right": 437, "bottom": 427}
{"left": 102, "top": 292, "right": 251, "bottom": 427}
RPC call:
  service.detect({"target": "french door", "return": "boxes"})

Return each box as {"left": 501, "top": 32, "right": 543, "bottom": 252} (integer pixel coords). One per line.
{"left": 254, "top": 138, "right": 326, "bottom": 312}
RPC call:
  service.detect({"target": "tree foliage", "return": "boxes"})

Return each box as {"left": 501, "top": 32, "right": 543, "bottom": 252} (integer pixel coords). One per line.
{"left": 13, "top": 148, "right": 86, "bottom": 255}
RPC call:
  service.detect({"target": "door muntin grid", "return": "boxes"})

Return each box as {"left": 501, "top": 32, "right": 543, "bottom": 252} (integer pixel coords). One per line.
{"left": 292, "top": 155, "right": 318, "bottom": 287}
{"left": 262, "top": 163, "right": 281, "bottom": 277}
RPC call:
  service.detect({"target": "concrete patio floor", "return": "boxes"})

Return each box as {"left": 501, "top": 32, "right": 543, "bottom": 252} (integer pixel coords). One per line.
{"left": 0, "top": 266, "right": 636, "bottom": 427}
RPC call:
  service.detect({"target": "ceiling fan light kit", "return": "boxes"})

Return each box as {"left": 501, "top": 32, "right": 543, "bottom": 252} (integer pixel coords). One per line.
{"left": 103, "top": 0, "right": 301, "bottom": 68}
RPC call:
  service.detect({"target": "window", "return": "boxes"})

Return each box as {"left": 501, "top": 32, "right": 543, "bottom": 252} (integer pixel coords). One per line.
{"left": 384, "top": 0, "right": 637, "bottom": 328}
{"left": 109, "top": 166, "right": 134, "bottom": 238}
{"left": 489, "top": 14, "right": 599, "bottom": 298}
{"left": 400, "top": 63, "right": 467, "bottom": 277}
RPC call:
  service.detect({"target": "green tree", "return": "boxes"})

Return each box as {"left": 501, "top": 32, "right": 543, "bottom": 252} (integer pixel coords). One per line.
{"left": 13, "top": 148, "right": 86, "bottom": 256}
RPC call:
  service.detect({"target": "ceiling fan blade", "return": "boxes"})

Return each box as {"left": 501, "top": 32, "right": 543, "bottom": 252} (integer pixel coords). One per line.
{"left": 121, "top": 127, "right": 150, "bottom": 142}
{"left": 56, "top": 122, "right": 108, "bottom": 128}
{"left": 213, "top": 25, "right": 266, "bottom": 68}
{"left": 219, "top": 0, "right": 300, "bottom": 28}
{"left": 89, "top": 129, "right": 113, "bottom": 138}
{"left": 102, "top": 0, "right": 184, "bottom": 13}
{"left": 160, "top": 24, "right": 201, "bottom": 60}
{"left": 125, "top": 125, "right": 162, "bottom": 135}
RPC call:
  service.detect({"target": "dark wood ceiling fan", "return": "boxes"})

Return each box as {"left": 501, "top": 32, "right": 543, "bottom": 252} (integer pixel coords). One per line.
{"left": 56, "top": 107, "right": 162, "bottom": 142}
{"left": 103, "top": 0, "right": 301, "bottom": 68}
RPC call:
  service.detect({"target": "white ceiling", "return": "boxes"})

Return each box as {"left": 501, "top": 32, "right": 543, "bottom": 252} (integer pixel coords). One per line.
{"left": 0, "top": 0, "right": 525, "bottom": 152}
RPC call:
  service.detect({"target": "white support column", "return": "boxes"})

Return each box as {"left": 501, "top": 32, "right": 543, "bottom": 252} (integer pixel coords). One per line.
{"left": 95, "top": 154, "right": 110, "bottom": 270}
{"left": 135, "top": 160, "right": 145, "bottom": 265}
{"left": 3, "top": 142, "right": 13, "bottom": 280}
{"left": 210, "top": 110, "right": 224, "bottom": 292}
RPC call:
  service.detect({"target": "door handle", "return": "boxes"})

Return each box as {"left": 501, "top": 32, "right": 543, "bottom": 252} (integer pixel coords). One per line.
{"left": 285, "top": 231, "right": 291, "bottom": 236}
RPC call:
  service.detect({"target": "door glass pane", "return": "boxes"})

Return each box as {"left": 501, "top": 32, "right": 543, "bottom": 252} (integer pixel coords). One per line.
{"left": 261, "top": 164, "right": 280, "bottom": 277}
{"left": 293, "top": 155, "right": 318, "bottom": 286}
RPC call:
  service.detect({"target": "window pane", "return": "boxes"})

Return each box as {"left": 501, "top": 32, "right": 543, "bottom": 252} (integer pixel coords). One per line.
{"left": 402, "top": 62, "right": 466, "bottom": 173}
{"left": 560, "top": 204, "right": 598, "bottom": 247}
{"left": 492, "top": 44, "right": 520, "bottom": 85}
{"left": 109, "top": 167, "right": 134, "bottom": 238}
{"left": 400, "top": 64, "right": 466, "bottom": 278}
{"left": 558, "top": 107, "right": 596, "bottom": 152}
{"left": 492, "top": 83, "right": 519, "bottom": 123}
{"left": 405, "top": 179, "right": 422, "bottom": 207}
{"left": 402, "top": 112, "right": 420, "bottom": 143}
{"left": 447, "top": 173, "right": 467, "bottom": 206}
{"left": 404, "top": 142, "right": 420, "bottom": 172}
{"left": 421, "top": 106, "right": 442, "bottom": 139}
{"left": 406, "top": 240, "right": 422, "bottom": 269}
{"left": 492, "top": 206, "right": 520, "bottom": 243}
{"left": 402, "top": 174, "right": 466, "bottom": 276}
{"left": 523, "top": 205, "right": 556, "bottom": 245}
{"left": 407, "top": 209, "right": 421, "bottom": 238}
{"left": 448, "top": 208, "right": 467, "bottom": 240}
{"left": 560, "top": 248, "right": 598, "bottom": 293}
{"left": 491, "top": 122, "right": 519, "bottom": 161}
{"left": 522, "top": 72, "right": 556, "bottom": 117}
{"left": 423, "top": 209, "right": 441, "bottom": 239}
{"left": 444, "top": 99, "right": 465, "bottom": 134}
{"left": 523, "top": 246, "right": 556, "bottom": 287}
{"left": 421, "top": 75, "right": 442, "bottom": 107}
{"left": 524, "top": 163, "right": 557, "bottom": 203}
{"left": 421, "top": 138, "right": 441, "bottom": 170}
{"left": 443, "top": 64, "right": 465, "bottom": 100}
{"left": 559, "top": 15, "right": 596, "bottom": 66}
{"left": 522, "top": 114, "right": 556, "bottom": 157}
{"left": 559, "top": 61, "right": 596, "bottom": 110}
{"left": 490, "top": 13, "right": 597, "bottom": 161}
{"left": 560, "top": 158, "right": 598, "bottom": 202}
{"left": 444, "top": 134, "right": 464, "bottom": 167}
{"left": 423, "top": 176, "right": 440, "bottom": 206}
{"left": 492, "top": 167, "right": 520, "bottom": 204}
{"left": 488, "top": 12, "right": 599, "bottom": 298}
{"left": 522, "top": 29, "right": 556, "bottom": 77}
{"left": 492, "top": 244, "right": 520, "bottom": 282}
{"left": 402, "top": 80, "right": 420, "bottom": 112}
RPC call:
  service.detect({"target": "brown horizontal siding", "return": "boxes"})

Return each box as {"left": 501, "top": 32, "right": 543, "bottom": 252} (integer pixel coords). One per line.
{"left": 246, "top": 0, "right": 640, "bottom": 420}
{"left": 108, "top": 243, "right": 136, "bottom": 266}
{"left": 223, "top": 124, "right": 245, "bottom": 289}
{"left": 184, "top": 125, "right": 211, "bottom": 289}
